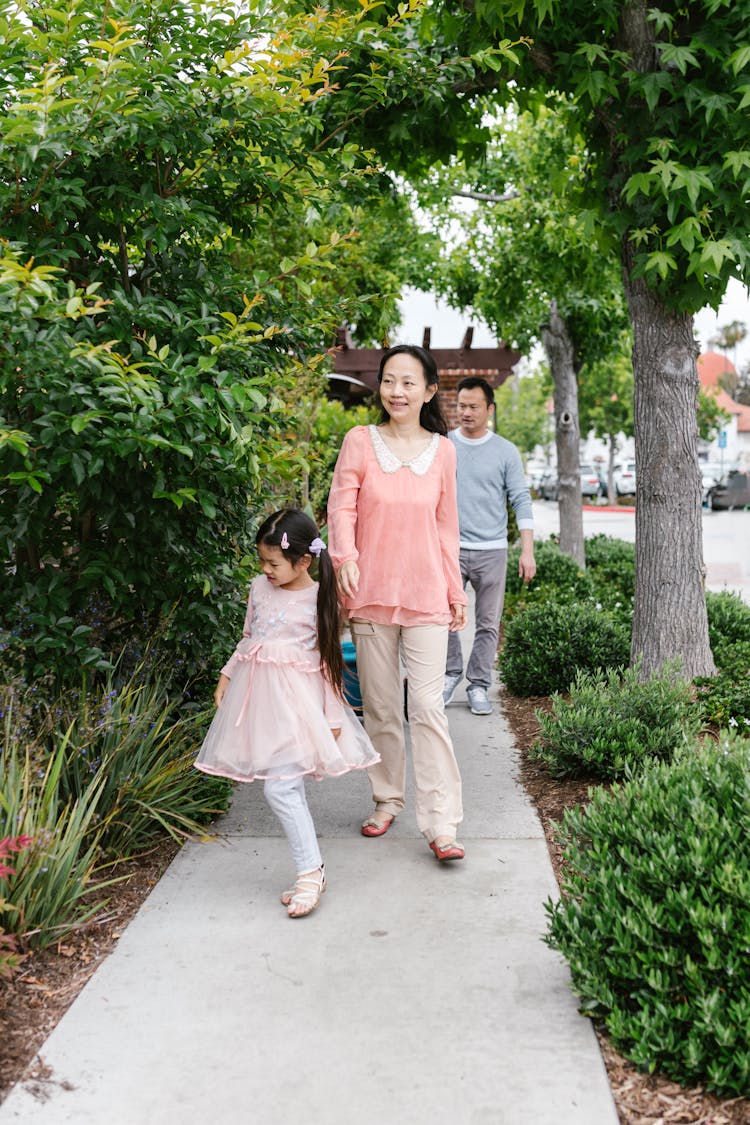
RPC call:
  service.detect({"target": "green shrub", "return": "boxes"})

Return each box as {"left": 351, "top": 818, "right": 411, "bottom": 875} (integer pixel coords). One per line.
{"left": 705, "top": 591, "right": 750, "bottom": 670}
{"left": 0, "top": 670, "right": 232, "bottom": 946}
{"left": 584, "top": 535, "right": 636, "bottom": 604}
{"left": 499, "top": 600, "right": 630, "bottom": 696}
{"left": 0, "top": 835, "right": 34, "bottom": 974}
{"left": 695, "top": 668, "right": 750, "bottom": 731}
{"left": 505, "top": 538, "right": 591, "bottom": 620}
{"left": 0, "top": 731, "right": 110, "bottom": 948}
{"left": 56, "top": 672, "right": 233, "bottom": 857}
{"left": 531, "top": 663, "right": 700, "bottom": 779}
{"left": 546, "top": 731, "right": 750, "bottom": 1096}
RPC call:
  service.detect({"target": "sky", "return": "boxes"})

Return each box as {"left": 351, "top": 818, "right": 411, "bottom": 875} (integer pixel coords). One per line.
{"left": 397, "top": 278, "right": 750, "bottom": 373}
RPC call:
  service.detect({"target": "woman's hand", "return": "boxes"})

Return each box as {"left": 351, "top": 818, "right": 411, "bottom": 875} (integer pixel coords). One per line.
{"left": 214, "top": 674, "right": 230, "bottom": 708}
{"left": 337, "top": 561, "right": 360, "bottom": 599}
{"left": 449, "top": 603, "right": 467, "bottom": 632}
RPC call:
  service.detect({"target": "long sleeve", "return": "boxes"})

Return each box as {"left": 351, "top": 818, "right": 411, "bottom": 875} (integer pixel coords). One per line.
{"left": 220, "top": 585, "right": 256, "bottom": 678}
{"left": 327, "top": 427, "right": 364, "bottom": 570}
{"left": 505, "top": 445, "right": 534, "bottom": 529}
{"left": 437, "top": 441, "right": 468, "bottom": 607}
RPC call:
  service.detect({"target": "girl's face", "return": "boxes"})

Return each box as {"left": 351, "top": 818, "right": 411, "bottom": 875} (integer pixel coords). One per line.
{"left": 258, "top": 543, "right": 311, "bottom": 590}
{"left": 379, "top": 354, "right": 436, "bottom": 423}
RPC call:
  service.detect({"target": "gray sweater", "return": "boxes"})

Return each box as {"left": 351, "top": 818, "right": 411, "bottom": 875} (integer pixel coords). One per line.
{"left": 449, "top": 429, "right": 534, "bottom": 549}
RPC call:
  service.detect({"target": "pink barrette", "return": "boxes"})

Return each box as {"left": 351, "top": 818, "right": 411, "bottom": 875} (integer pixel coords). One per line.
{"left": 280, "top": 532, "right": 289, "bottom": 550}
{"left": 309, "top": 537, "right": 326, "bottom": 557}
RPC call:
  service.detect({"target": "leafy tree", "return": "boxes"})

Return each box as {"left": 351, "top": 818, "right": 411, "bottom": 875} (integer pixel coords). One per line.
{"left": 708, "top": 321, "right": 747, "bottom": 398}
{"left": 578, "top": 348, "right": 635, "bottom": 502}
{"left": 414, "top": 100, "right": 630, "bottom": 566}
{"left": 494, "top": 369, "right": 551, "bottom": 460}
{"left": 406, "top": 0, "right": 750, "bottom": 679}
{"left": 697, "top": 389, "right": 731, "bottom": 443}
{"left": 0, "top": 0, "right": 459, "bottom": 681}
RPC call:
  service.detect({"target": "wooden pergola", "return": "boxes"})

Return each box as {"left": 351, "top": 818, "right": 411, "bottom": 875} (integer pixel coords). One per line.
{"left": 327, "top": 327, "right": 522, "bottom": 428}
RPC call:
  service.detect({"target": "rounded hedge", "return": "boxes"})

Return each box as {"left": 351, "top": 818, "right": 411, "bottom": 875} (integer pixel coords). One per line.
{"left": 531, "top": 663, "right": 700, "bottom": 779}
{"left": 498, "top": 600, "right": 630, "bottom": 696}
{"left": 546, "top": 731, "right": 750, "bottom": 1096}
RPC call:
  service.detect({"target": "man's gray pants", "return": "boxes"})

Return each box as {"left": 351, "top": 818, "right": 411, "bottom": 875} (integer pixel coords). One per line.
{"left": 446, "top": 548, "right": 508, "bottom": 691}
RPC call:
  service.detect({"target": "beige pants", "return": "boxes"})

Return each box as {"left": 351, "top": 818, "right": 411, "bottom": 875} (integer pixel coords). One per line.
{"left": 350, "top": 620, "right": 463, "bottom": 841}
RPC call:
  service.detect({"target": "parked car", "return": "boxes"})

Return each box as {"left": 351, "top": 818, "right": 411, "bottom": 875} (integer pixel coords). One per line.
{"left": 580, "top": 463, "right": 604, "bottom": 500}
{"left": 700, "top": 461, "right": 728, "bottom": 506}
{"left": 613, "top": 461, "right": 637, "bottom": 496}
{"left": 538, "top": 465, "right": 604, "bottom": 502}
{"left": 539, "top": 469, "right": 559, "bottom": 501}
{"left": 706, "top": 470, "right": 750, "bottom": 511}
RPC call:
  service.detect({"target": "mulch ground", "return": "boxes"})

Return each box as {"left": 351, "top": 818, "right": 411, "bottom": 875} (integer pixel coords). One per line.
{"left": 2, "top": 700, "right": 749, "bottom": 1122}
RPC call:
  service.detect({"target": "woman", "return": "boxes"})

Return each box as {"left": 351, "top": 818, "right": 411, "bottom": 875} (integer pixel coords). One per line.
{"left": 327, "top": 344, "right": 468, "bottom": 861}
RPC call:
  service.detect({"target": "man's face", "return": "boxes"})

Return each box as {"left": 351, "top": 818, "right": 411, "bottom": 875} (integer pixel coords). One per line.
{"left": 457, "top": 387, "right": 493, "bottom": 437}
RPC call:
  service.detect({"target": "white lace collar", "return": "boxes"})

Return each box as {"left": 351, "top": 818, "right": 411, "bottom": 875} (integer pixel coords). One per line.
{"left": 368, "top": 425, "right": 439, "bottom": 476}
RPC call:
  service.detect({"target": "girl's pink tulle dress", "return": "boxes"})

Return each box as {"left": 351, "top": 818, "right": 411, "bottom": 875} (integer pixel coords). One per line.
{"left": 195, "top": 575, "right": 379, "bottom": 783}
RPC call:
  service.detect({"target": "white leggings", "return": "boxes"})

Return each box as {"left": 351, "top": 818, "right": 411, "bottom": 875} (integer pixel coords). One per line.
{"left": 263, "top": 776, "right": 323, "bottom": 875}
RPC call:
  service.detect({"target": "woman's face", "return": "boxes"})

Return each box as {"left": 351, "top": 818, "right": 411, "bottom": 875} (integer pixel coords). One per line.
{"left": 379, "top": 353, "right": 436, "bottom": 423}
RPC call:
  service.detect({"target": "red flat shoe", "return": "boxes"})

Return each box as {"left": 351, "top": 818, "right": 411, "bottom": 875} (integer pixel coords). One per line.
{"left": 430, "top": 840, "right": 465, "bottom": 861}
{"left": 361, "top": 814, "right": 395, "bottom": 838}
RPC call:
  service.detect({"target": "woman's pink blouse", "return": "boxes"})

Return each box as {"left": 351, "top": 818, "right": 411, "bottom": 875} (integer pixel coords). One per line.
{"left": 327, "top": 426, "right": 467, "bottom": 626}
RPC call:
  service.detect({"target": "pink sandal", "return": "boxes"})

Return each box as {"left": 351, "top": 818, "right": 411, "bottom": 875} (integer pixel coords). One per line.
{"left": 361, "top": 814, "right": 395, "bottom": 838}
{"left": 430, "top": 839, "right": 465, "bottom": 861}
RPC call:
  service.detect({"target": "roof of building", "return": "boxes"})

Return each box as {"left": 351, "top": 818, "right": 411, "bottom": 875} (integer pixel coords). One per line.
{"left": 698, "top": 352, "right": 750, "bottom": 433}
{"left": 697, "top": 350, "right": 738, "bottom": 387}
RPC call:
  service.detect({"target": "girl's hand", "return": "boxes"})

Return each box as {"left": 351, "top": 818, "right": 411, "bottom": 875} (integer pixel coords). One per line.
{"left": 337, "top": 561, "right": 360, "bottom": 599}
{"left": 214, "top": 674, "right": 230, "bottom": 708}
{"left": 449, "top": 603, "right": 467, "bottom": 632}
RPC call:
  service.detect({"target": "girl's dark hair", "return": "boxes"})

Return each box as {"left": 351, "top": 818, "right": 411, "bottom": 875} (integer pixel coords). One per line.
{"left": 377, "top": 344, "right": 448, "bottom": 436}
{"left": 255, "top": 508, "right": 343, "bottom": 693}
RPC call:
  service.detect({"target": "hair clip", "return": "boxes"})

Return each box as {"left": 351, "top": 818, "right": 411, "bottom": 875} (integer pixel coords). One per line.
{"left": 280, "top": 532, "right": 289, "bottom": 550}
{"left": 309, "top": 537, "right": 326, "bottom": 557}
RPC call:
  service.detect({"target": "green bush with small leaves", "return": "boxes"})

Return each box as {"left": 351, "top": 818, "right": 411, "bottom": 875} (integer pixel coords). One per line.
{"left": 584, "top": 534, "right": 636, "bottom": 605}
{"left": 705, "top": 590, "right": 750, "bottom": 671}
{"left": 546, "top": 731, "right": 750, "bottom": 1096}
{"left": 695, "top": 668, "right": 750, "bottom": 731}
{"left": 504, "top": 538, "right": 591, "bottom": 620}
{"left": 499, "top": 600, "right": 630, "bottom": 697}
{"left": 531, "top": 663, "right": 700, "bottom": 779}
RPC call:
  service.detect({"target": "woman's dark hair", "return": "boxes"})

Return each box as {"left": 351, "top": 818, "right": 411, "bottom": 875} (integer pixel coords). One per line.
{"left": 255, "top": 508, "right": 343, "bottom": 693}
{"left": 377, "top": 344, "right": 448, "bottom": 436}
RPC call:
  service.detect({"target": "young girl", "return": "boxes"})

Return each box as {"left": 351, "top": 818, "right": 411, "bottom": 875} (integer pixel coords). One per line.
{"left": 195, "top": 508, "right": 379, "bottom": 918}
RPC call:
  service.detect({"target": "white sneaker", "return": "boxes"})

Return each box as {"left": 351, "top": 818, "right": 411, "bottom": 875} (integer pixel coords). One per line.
{"left": 466, "top": 685, "right": 492, "bottom": 715}
{"left": 443, "top": 673, "right": 462, "bottom": 705}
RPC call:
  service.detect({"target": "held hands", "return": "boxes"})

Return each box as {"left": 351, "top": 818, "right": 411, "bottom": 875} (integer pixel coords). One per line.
{"left": 337, "top": 561, "right": 360, "bottom": 599}
{"left": 449, "top": 603, "right": 467, "bottom": 632}
{"left": 214, "top": 673, "right": 230, "bottom": 708}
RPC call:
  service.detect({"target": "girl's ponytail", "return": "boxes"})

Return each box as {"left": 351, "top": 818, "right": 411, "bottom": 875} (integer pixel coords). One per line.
{"left": 314, "top": 545, "right": 344, "bottom": 695}
{"left": 256, "top": 508, "right": 343, "bottom": 694}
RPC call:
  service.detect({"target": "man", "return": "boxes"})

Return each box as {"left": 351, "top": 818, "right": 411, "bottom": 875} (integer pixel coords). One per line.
{"left": 444, "top": 376, "right": 536, "bottom": 715}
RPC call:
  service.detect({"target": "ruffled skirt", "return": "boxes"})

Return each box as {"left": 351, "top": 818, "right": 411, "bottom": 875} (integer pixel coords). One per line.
{"left": 194, "top": 652, "right": 379, "bottom": 783}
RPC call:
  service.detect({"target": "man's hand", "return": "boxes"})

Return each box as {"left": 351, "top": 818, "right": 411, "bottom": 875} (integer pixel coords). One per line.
{"left": 518, "top": 550, "right": 536, "bottom": 584}
{"left": 337, "top": 561, "right": 360, "bottom": 599}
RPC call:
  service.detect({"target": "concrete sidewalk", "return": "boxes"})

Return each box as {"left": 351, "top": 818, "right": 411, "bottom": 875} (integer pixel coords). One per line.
{"left": 1, "top": 666, "right": 618, "bottom": 1123}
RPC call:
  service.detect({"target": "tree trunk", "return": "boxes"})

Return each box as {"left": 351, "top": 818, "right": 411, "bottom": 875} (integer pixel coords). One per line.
{"left": 623, "top": 251, "right": 716, "bottom": 679}
{"left": 541, "top": 300, "right": 584, "bottom": 567}
{"left": 606, "top": 432, "right": 617, "bottom": 503}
